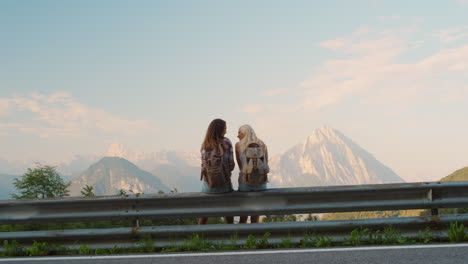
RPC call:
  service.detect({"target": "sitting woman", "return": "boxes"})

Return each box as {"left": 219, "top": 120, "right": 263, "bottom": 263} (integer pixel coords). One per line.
{"left": 199, "top": 118, "right": 235, "bottom": 225}
{"left": 235, "top": 124, "right": 269, "bottom": 224}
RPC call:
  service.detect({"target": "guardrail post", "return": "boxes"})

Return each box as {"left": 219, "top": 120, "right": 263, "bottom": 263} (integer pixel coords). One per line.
{"left": 427, "top": 188, "right": 439, "bottom": 215}
{"left": 133, "top": 199, "right": 140, "bottom": 227}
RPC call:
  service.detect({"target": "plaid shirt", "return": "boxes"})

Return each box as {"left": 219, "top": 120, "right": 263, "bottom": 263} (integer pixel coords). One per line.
{"left": 201, "top": 137, "right": 235, "bottom": 181}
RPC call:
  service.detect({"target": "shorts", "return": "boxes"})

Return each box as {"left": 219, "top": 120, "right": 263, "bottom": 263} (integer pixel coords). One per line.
{"left": 201, "top": 180, "right": 233, "bottom": 194}
{"left": 238, "top": 172, "right": 267, "bottom": 192}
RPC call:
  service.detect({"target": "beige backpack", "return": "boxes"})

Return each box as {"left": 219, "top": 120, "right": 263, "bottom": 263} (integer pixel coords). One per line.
{"left": 241, "top": 143, "right": 269, "bottom": 185}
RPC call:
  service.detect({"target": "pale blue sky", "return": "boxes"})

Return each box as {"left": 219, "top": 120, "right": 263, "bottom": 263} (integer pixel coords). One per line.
{"left": 1, "top": 0, "right": 467, "bottom": 181}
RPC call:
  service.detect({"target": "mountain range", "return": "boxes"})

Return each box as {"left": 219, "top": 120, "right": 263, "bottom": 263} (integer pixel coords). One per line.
{"left": 3, "top": 126, "right": 464, "bottom": 199}
{"left": 0, "top": 174, "right": 16, "bottom": 199}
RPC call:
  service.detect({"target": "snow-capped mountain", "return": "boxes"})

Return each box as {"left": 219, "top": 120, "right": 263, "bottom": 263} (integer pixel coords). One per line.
{"left": 106, "top": 143, "right": 200, "bottom": 170}
{"left": 69, "top": 157, "right": 170, "bottom": 196}
{"left": 268, "top": 126, "right": 404, "bottom": 187}
{"left": 105, "top": 144, "right": 201, "bottom": 192}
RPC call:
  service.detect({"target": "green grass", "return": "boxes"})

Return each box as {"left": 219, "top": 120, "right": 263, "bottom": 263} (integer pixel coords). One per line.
{"left": 2, "top": 223, "right": 468, "bottom": 257}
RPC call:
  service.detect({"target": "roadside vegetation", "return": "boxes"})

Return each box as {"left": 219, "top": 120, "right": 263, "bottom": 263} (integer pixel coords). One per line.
{"left": 1, "top": 222, "right": 468, "bottom": 257}
{"left": 3, "top": 165, "right": 468, "bottom": 257}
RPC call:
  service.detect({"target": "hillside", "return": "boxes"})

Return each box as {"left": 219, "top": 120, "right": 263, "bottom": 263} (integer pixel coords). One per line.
{"left": 70, "top": 157, "right": 169, "bottom": 196}
{"left": 440, "top": 166, "right": 468, "bottom": 182}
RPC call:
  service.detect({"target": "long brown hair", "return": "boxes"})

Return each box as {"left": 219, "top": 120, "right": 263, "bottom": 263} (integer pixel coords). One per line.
{"left": 201, "top": 119, "right": 226, "bottom": 151}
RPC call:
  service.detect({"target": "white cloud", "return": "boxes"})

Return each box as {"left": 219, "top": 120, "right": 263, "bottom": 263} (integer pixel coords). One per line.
{"left": 431, "top": 26, "right": 468, "bottom": 43}
{"left": 300, "top": 27, "right": 468, "bottom": 112}
{"left": 0, "top": 92, "right": 156, "bottom": 138}
{"left": 0, "top": 98, "right": 9, "bottom": 117}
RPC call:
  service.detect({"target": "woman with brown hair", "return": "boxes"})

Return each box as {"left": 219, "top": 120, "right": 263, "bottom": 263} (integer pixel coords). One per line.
{"left": 199, "top": 118, "right": 235, "bottom": 225}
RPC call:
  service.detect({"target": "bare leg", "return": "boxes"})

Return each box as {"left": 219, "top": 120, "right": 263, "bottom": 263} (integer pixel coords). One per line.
{"left": 225, "top": 216, "right": 234, "bottom": 224}
{"left": 198, "top": 217, "right": 208, "bottom": 225}
{"left": 250, "top": 215, "right": 260, "bottom": 223}
{"left": 239, "top": 216, "right": 248, "bottom": 223}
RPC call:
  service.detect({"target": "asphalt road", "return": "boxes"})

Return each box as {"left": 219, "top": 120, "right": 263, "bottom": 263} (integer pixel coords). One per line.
{"left": 2, "top": 243, "right": 468, "bottom": 264}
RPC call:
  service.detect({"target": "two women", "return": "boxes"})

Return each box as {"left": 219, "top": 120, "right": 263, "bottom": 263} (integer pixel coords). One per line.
{"left": 199, "top": 119, "right": 268, "bottom": 225}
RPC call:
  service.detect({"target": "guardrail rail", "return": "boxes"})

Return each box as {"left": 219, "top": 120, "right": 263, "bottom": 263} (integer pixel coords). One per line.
{"left": 1, "top": 181, "right": 468, "bottom": 249}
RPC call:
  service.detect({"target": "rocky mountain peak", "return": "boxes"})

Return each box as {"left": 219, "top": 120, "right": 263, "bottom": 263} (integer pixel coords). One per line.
{"left": 269, "top": 126, "right": 404, "bottom": 187}
{"left": 106, "top": 143, "right": 129, "bottom": 158}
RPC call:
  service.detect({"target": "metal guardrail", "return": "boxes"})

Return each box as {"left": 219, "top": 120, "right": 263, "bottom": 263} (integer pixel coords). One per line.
{"left": 1, "top": 181, "right": 468, "bottom": 248}
{"left": 2, "top": 214, "right": 468, "bottom": 249}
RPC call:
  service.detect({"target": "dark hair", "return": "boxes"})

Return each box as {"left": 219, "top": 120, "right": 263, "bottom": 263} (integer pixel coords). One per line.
{"left": 201, "top": 119, "right": 226, "bottom": 151}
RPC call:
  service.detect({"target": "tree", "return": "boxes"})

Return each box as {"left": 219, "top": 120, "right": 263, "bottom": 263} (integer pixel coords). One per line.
{"left": 80, "top": 185, "right": 95, "bottom": 197}
{"left": 12, "top": 163, "right": 71, "bottom": 199}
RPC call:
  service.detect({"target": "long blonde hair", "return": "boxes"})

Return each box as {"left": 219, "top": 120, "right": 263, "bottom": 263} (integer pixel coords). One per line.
{"left": 238, "top": 124, "right": 265, "bottom": 153}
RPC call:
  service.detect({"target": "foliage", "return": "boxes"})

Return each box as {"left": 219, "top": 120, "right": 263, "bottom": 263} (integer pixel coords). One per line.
{"left": 448, "top": 222, "right": 466, "bottom": 242}
{"left": 95, "top": 248, "right": 107, "bottom": 255}
{"left": 314, "top": 236, "right": 333, "bottom": 247}
{"left": 244, "top": 234, "right": 257, "bottom": 249}
{"left": 417, "top": 227, "right": 433, "bottom": 244}
{"left": 382, "top": 226, "right": 411, "bottom": 244}
{"left": 27, "top": 241, "right": 50, "bottom": 256}
{"left": 347, "top": 228, "right": 371, "bottom": 246}
{"left": 80, "top": 185, "right": 95, "bottom": 197}
{"left": 117, "top": 189, "right": 127, "bottom": 196}
{"left": 367, "top": 230, "right": 383, "bottom": 245}
{"left": 262, "top": 214, "right": 297, "bottom": 222}
{"left": 139, "top": 234, "right": 155, "bottom": 253}
{"left": 257, "top": 232, "right": 270, "bottom": 248}
{"left": 12, "top": 163, "right": 70, "bottom": 199}
{"left": 0, "top": 224, "right": 459, "bottom": 256}
{"left": 108, "top": 245, "right": 118, "bottom": 254}
{"left": 229, "top": 232, "right": 239, "bottom": 248}
{"left": 279, "top": 237, "right": 293, "bottom": 248}
{"left": 186, "top": 234, "right": 215, "bottom": 251}
{"left": 299, "top": 234, "right": 314, "bottom": 248}
{"left": 2, "top": 240, "right": 26, "bottom": 256}
{"left": 305, "top": 214, "right": 319, "bottom": 221}
{"left": 78, "top": 244, "right": 93, "bottom": 255}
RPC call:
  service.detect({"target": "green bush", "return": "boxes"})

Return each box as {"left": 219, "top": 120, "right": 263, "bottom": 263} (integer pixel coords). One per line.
{"left": 417, "top": 227, "right": 434, "bottom": 244}
{"left": 27, "top": 241, "right": 50, "bottom": 256}
{"left": 314, "top": 236, "right": 333, "bottom": 247}
{"left": 278, "top": 237, "right": 293, "bottom": 248}
{"left": 244, "top": 234, "right": 257, "bottom": 249}
{"left": 257, "top": 232, "right": 270, "bottom": 248}
{"left": 2, "top": 240, "right": 26, "bottom": 256}
{"left": 347, "top": 228, "right": 370, "bottom": 246}
{"left": 448, "top": 222, "right": 466, "bottom": 242}
{"left": 78, "top": 244, "right": 93, "bottom": 255}
{"left": 139, "top": 234, "right": 155, "bottom": 253}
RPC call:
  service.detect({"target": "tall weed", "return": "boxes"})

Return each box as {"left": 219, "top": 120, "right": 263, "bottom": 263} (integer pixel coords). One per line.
{"left": 448, "top": 222, "right": 466, "bottom": 242}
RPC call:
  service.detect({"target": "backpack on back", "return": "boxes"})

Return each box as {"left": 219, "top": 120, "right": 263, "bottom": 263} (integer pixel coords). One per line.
{"left": 241, "top": 143, "right": 269, "bottom": 185}
{"left": 201, "top": 147, "right": 229, "bottom": 188}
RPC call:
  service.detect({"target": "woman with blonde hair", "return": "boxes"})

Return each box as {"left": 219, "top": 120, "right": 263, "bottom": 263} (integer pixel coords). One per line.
{"left": 235, "top": 124, "right": 269, "bottom": 224}
{"left": 199, "top": 118, "right": 235, "bottom": 225}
